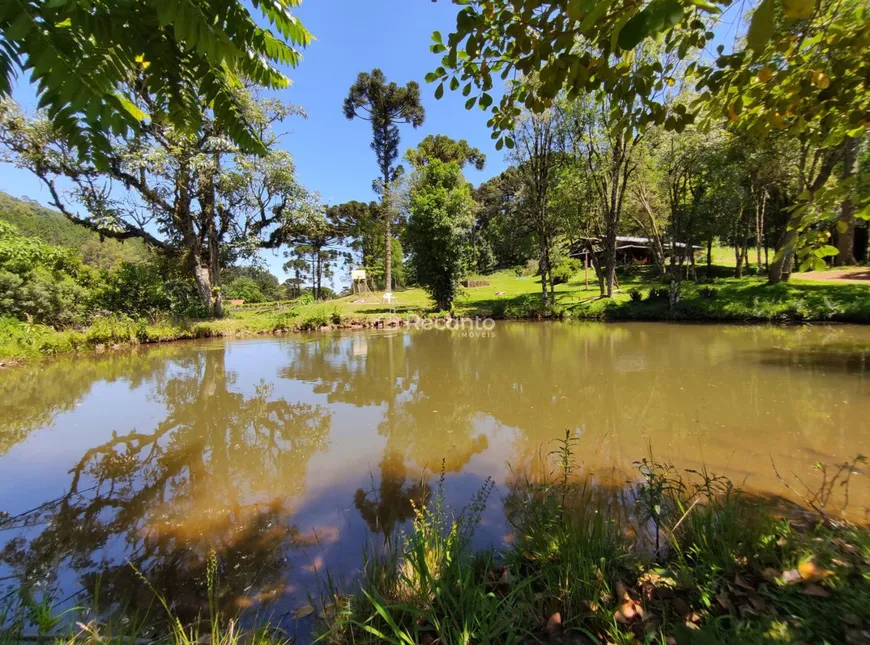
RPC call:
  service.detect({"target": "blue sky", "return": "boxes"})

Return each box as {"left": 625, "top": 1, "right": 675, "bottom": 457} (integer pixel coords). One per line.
{"left": 0, "top": 0, "right": 509, "bottom": 282}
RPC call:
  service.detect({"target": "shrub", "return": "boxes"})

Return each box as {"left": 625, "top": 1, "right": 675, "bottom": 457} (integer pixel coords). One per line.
{"left": 698, "top": 285, "right": 718, "bottom": 299}
{"left": 512, "top": 259, "right": 538, "bottom": 277}
{"left": 647, "top": 286, "right": 669, "bottom": 300}
{"left": 503, "top": 298, "right": 543, "bottom": 319}
{"left": 490, "top": 299, "right": 507, "bottom": 319}
{"left": 298, "top": 307, "right": 330, "bottom": 330}
{"left": 549, "top": 258, "right": 581, "bottom": 285}
{"left": 628, "top": 288, "right": 643, "bottom": 302}
{"left": 223, "top": 276, "right": 266, "bottom": 303}
{"left": 96, "top": 262, "right": 171, "bottom": 315}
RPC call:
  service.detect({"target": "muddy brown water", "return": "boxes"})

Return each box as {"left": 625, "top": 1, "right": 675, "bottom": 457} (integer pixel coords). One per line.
{"left": 1, "top": 322, "right": 868, "bottom": 634}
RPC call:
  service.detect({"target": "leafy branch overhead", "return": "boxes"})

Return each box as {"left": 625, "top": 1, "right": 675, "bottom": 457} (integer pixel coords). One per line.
{"left": 0, "top": 0, "right": 312, "bottom": 160}
{"left": 426, "top": 0, "right": 867, "bottom": 152}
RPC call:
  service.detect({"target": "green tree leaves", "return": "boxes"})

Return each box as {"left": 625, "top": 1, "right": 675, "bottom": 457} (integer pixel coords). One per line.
{"left": 618, "top": 0, "right": 685, "bottom": 51}
{"left": 405, "top": 160, "right": 476, "bottom": 311}
{"left": 747, "top": 0, "right": 775, "bottom": 51}
{"left": 0, "top": 0, "right": 312, "bottom": 160}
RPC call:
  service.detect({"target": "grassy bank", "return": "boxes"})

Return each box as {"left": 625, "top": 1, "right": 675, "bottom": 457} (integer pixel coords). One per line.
{"left": 319, "top": 440, "right": 870, "bottom": 645}
{"left": 2, "top": 267, "right": 869, "bottom": 362}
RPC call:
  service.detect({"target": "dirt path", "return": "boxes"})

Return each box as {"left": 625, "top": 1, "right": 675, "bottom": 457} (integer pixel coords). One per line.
{"left": 793, "top": 267, "right": 870, "bottom": 284}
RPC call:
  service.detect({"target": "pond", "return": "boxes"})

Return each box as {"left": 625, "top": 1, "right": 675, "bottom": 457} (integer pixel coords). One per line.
{"left": 1, "top": 322, "right": 869, "bottom": 636}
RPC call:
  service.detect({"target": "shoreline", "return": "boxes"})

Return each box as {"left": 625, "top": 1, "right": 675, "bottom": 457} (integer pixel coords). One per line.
{"left": 3, "top": 270, "right": 869, "bottom": 365}
{"left": 3, "top": 309, "right": 870, "bottom": 368}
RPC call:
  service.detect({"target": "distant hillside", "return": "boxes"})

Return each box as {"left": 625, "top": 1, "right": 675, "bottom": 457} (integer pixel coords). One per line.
{"left": 0, "top": 192, "right": 151, "bottom": 269}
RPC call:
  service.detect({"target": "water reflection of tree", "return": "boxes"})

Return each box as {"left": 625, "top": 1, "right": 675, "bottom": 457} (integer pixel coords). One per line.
{"left": 0, "top": 345, "right": 192, "bottom": 455}
{"left": 353, "top": 450, "right": 428, "bottom": 537}
{"left": 283, "top": 324, "right": 867, "bottom": 506}
{"left": 281, "top": 333, "right": 491, "bottom": 535}
{"left": 1, "top": 345, "right": 332, "bottom": 625}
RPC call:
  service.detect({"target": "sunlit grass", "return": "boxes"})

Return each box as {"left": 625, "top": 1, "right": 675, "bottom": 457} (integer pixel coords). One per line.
{"left": 2, "top": 263, "right": 869, "bottom": 362}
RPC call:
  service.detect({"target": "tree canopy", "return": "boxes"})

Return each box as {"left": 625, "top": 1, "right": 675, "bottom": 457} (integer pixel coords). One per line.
{"left": 0, "top": 0, "right": 312, "bottom": 159}
{"left": 344, "top": 68, "right": 425, "bottom": 292}
{"left": 405, "top": 134, "right": 486, "bottom": 170}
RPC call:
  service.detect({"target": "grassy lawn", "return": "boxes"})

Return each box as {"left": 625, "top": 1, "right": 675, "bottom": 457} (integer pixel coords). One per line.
{"left": 264, "top": 266, "right": 870, "bottom": 323}
{"left": 2, "top": 266, "right": 868, "bottom": 362}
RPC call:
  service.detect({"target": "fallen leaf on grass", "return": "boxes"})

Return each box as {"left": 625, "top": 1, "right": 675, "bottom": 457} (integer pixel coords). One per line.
{"left": 781, "top": 569, "right": 802, "bottom": 584}
{"left": 833, "top": 538, "right": 859, "bottom": 554}
{"left": 734, "top": 573, "right": 753, "bottom": 590}
{"left": 545, "top": 612, "right": 562, "bottom": 636}
{"left": 294, "top": 604, "right": 315, "bottom": 619}
{"left": 801, "top": 583, "right": 830, "bottom": 598}
{"left": 672, "top": 597, "right": 690, "bottom": 616}
{"left": 799, "top": 561, "right": 833, "bottom": 582}
{"left": 845, "top": 629, "right": 870, "bottom": 645}
{"left": 318, "top": 603, "right": 335, "bottom": 619}
{"left": 748, "top": 595, "right": 768, "bottom": 612}
{"left": 615, "top": 580, "right": 629, "bottom": 601}
{"left": 715, "top": 594, "right": 731, "bottom": 611}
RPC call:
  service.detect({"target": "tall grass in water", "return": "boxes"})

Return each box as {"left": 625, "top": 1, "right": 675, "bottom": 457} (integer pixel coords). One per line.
{"left": 323, "top": 436, "right": 870, "bottom": 645}
{"left": 502, "top": 431, "right": 631, "bottom": 639}
{"left": 321, "top": 466, "right": 535, "bottom": 644}
{"left": 0, "top": 552, "right": 289, "bottom": 645}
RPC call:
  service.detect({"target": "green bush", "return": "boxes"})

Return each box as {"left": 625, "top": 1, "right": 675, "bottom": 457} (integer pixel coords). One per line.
{"left": 550, "top": 258, "right": 581, "bottom": 285}
{"left": 96, "top": 262, "right": 172, "bottom": 315}
{"left": 648, "top": 286, "right": 670, "bottom": 300}
{"left": 628, "top": 288, "right": 643, "bottom": 302}
{"left": 298, "top": 307, "right": 331, "bottom": 330}
{"left": 0, "top": 222, "right": 98, "bottom": 326}
{"left": 223, "top": 276, "right": 266, "bottom": 303}
{"left": 698, "top": 285, "right": 718, "bottom": 299}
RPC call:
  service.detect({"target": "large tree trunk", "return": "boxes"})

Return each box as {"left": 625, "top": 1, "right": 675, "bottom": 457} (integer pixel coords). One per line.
{"left": 585, "top": 240, "right": 606, "bottom": 296}
{"left": 200, "top": 153, "right": 223, "bottom": 317}
{"left": 603, "top": 137, "right": 628, "bottom": 298}
{"left": 706, "top": 237, "right": 713, "bottom": 278}
{"left": 631, "top": 185, "right": 667, "bottom": 277}
{"left": 835, "top": 137, "right": 859, "bottom": 266}
{"left": 668, "top": 240, "right": 682, "bottom": 319}
{"left": 734, "top": 206, "right": 746, "bottom": 278}
{"left": 755, "top": 189, "right": 766, "bottom": 274}
{"left": 193, "top": 261, "right": 214, "bottom": 314}
{"left": 769, "top": 226, "right": 797, "bottom": 284}
{"left": 769, "top": 147, "right": 842, "bottom": 284}
{"left": 206, "top": 219, "right": 222, "bottom": 317}
{"left": 688, "top": 243, "right": 697, "bottom": 281}
{"left": 604, "top": 229, "right": 617, "bottom": 297}
{"left": 539, "top": 235, "right": 550, "bottom": 308}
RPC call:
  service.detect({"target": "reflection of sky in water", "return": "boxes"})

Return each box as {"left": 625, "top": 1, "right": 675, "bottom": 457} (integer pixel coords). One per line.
{"left": 0, "top": 323, "right": 868, "bottom": 638}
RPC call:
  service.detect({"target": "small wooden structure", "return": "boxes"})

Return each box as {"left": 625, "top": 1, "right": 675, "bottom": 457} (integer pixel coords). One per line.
{"left": 570, "top": 236, "right": 702, "bottom": 266}
{"left": 460, "top": 279, "right": 491, "bottom": 287}
{"left": 351, "top": 269, "right": 369, "bottom": 294}
{"left": 229, "top": 299, "right": 245, "bottom": 306}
